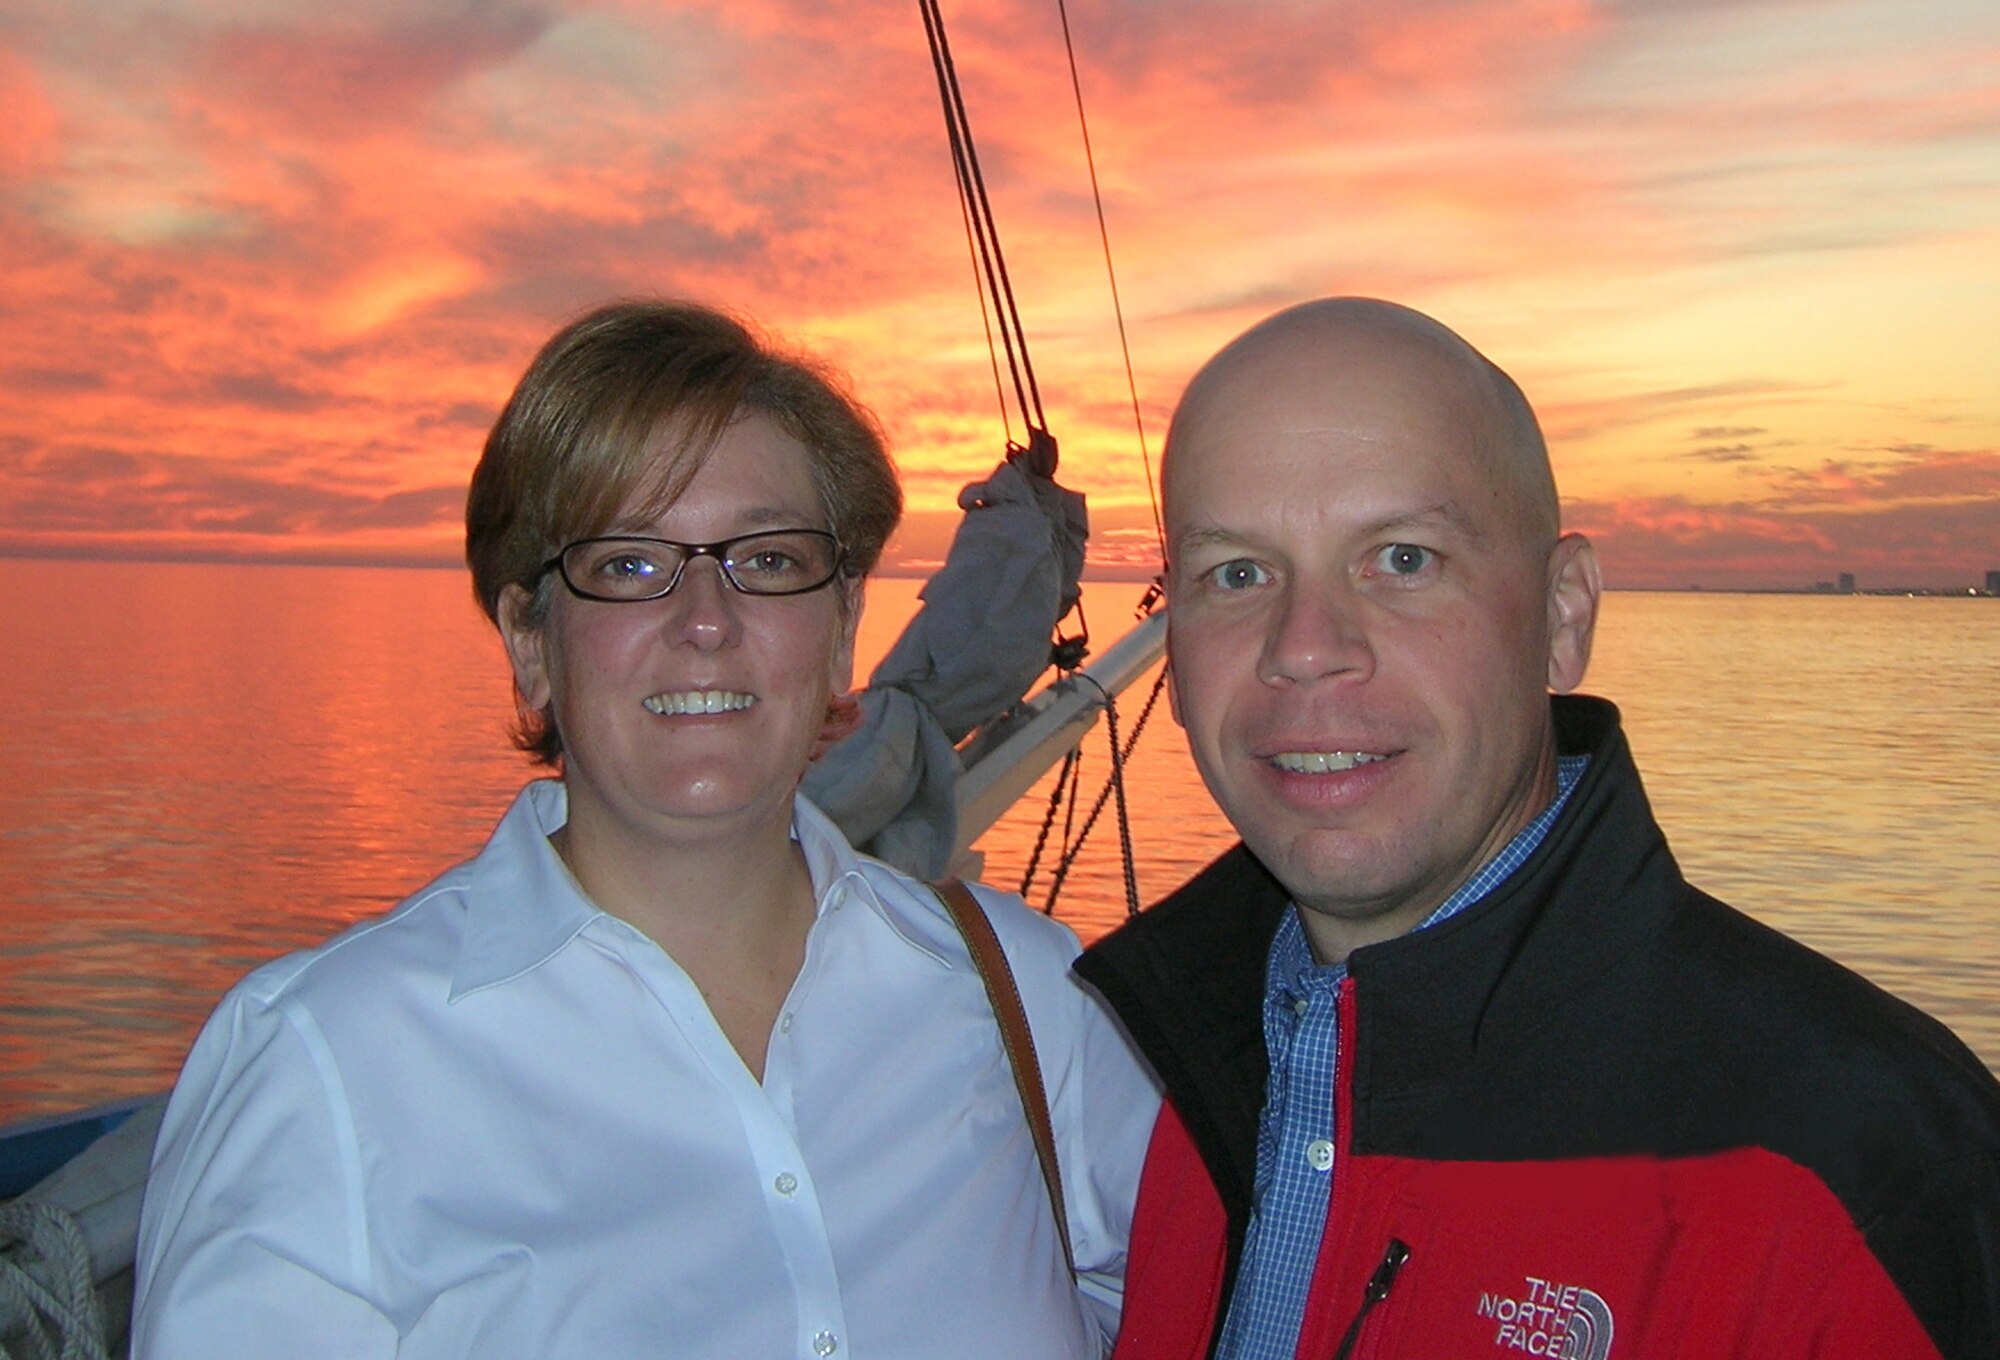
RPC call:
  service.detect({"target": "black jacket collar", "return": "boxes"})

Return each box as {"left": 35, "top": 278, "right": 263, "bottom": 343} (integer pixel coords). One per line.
{"left": 1074, "top": 694, "right": 1679, "bottom": 1220}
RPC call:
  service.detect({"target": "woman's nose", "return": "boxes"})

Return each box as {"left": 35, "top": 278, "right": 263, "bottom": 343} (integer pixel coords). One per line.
{"left": 664, "top": 556, "right": 743, "bottom": 649}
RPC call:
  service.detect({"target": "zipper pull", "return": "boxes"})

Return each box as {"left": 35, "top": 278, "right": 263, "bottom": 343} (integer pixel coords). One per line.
{"left": 1363, "top": 1238, "right": 1410, "bottom": 1302}
{"left": 1331, "top": 1238, "right": 1411, "bottom": 1360}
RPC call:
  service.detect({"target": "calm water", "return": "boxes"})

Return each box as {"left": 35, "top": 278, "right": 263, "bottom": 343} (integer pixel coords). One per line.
{"left": 2, "top": 560, "right": 1995, "bottom": 1120}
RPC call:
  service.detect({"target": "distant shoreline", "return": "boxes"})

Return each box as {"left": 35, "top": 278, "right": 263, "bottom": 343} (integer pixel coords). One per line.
{"left": 1, "top": 545, "right": 1994, "bottom": 598}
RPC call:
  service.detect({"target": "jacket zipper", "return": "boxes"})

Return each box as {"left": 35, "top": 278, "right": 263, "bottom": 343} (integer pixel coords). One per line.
{"left": 1328, "top": 1237, "right": 1410, "bottom": 1360}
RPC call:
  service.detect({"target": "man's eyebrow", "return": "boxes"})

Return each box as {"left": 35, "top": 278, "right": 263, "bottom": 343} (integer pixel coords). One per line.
{"left": 1170, "top": 525, "right": 1249, "bottom": 554}
{"left": 1173, "top": 501, "right": 1485, "bottom": 551}
{"left": 1368, "top": 499, "right": 1484, "bottom": 543}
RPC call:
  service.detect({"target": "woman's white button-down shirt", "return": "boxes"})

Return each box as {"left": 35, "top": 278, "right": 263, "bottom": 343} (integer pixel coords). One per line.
{"left": 132, "top": 781, "right": 1160, "bottom": 1359}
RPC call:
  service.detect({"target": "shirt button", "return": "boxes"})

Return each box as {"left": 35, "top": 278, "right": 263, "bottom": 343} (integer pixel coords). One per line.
{"left": 1293, "top": 997, "right": 1308, "bottom": 1016}
{"left": 779, "top": 1013, "right": 794, "bottom": 1033}
{"left": 774, "top": 1172, "right": 798, "bottom": 1196}
{"left": 1306, "top": 1138, "right": 1334, "bottom": 1171}
{"left": 812, "top": 1330, "right": 839, "bottom": 1356}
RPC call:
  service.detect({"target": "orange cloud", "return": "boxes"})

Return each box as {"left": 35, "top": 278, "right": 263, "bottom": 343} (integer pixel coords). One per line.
{"left": 0, "top": 50, "right": 62, "bottom": 178}
{"left": 0, "top": 0, "right": 1995, "bottom": 590}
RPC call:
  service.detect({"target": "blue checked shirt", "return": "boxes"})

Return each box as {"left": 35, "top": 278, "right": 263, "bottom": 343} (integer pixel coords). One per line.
{"left": 1215, "top": 756, "right": 1590, "bottom": 1360}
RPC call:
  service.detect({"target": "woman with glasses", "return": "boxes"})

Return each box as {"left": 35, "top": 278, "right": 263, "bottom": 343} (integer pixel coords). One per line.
{"left": 131, "top": 301, "right": 1158, "bottom": 1359}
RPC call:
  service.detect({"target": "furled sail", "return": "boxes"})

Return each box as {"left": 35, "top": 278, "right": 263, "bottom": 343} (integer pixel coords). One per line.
{"left": 803, "top": 444, "right": 1085, "bottom": 879}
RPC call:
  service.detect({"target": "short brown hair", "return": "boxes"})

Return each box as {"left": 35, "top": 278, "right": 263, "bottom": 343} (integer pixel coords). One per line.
{"left": 466, "top": 299, "right": 902, "bottom": 762}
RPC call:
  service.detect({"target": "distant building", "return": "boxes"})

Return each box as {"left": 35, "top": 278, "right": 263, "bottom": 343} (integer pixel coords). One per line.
{"left": 1839, "top": 572, "right": 1856, "bottom": 594}
{"left": 1987, "top": 569, "right": 2000, "bottom": 596}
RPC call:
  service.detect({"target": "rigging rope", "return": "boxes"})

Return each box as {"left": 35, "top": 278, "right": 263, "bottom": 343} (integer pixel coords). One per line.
{"left": 919, "top": 0, "right": 1048, "bottom": 440}
{"left": 1034, "top": 664, "right": 1169, "bottom": 916}
{"left": 1053, "top": 0, "right": 1165, "bottom": 559}
{"left": 1101, "top": 692, "right": 1142, "bottom": 919}
{"left": 921, "top": 0, "right": 1162, "bottom": 921}
{"left": 1019, "top": 745, "right": 1078, "bottom": 903}
{"left": 949, "top": 160, "right": 1015, "bottom": 447}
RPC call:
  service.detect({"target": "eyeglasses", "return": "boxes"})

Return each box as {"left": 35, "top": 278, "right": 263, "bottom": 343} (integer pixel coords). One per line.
{"left": 544, "top": 530, "right": 845, "bottom": 602}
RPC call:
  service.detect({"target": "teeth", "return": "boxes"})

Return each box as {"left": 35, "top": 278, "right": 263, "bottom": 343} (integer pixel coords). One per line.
{"left": 642, "top": 690, "right": 757, "bottom": 716}
{"left": 1272, "top": 751, "right": 1387, "bottom": 774}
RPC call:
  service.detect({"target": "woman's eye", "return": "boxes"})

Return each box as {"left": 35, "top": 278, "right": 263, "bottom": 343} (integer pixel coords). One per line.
{"left": 739, "top": 550, "right": 797, "bottom": 575}
{"left": 1204, "top": 559, "right": 1272, "bottom": 591}
{"left": 601, "top": 553, "right": 663, "bottom": 579}
{"left": 1373, "top": 543, "right": 1434, "bottom": 577}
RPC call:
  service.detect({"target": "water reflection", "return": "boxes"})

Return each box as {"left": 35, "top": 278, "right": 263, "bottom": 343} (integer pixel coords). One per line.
{"left": 2, "top": 562, "right": 1995, "bottom": 1119}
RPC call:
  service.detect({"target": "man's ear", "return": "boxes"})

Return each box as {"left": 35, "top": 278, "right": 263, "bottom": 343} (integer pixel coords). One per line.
{"left": 1546, "top": 533, "right": 1601, "bottom": 694}
{"left": 498, "top": 583, "right": 553, "bottom": 711}
{"left": 1162, "top": 563, "right": 1186, "bottom": 729}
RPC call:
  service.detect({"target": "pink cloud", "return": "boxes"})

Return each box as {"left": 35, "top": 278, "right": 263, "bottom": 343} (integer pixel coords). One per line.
{"left": 193, "top": 11, "right": 552, "bottom": 139}
{"left": 1539, "top": 381, "right": 1825, "bottom": 445}
{"left": 1566, "top": 443, "right": 2000, "bottom": 589}
{"left": 1, "top": 0, "right": 1996, "bottom": 591}
{"left": 1760, "top": 446, "right": 2000, "bottom": 509}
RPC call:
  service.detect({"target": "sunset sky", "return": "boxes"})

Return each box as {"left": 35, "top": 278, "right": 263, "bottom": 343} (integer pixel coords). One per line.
{"left": 3, "top": 0, "right": 1996, "bottom": 589}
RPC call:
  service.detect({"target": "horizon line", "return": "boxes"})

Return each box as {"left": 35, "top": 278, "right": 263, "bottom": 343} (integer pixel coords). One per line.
{"left": 4, "top": 544, "right": 1994, "bottom": 597}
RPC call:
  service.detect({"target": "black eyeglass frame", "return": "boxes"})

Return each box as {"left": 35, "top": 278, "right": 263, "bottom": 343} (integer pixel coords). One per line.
{"left": 541, "top": 529, "right": 846, "bottom": 602}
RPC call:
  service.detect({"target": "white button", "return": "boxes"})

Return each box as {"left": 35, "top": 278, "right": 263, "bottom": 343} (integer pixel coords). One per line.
{"left": 812, "top": 1330, "right": 839, "bottom": 1356}
{"left": 774, "top": 1172, "right": 798, "bottom": 1196}
{"left": 1293, "top": 997, "right": 1308, "bottom": 1016}
{"left": 1306, "top": 1139, "right": 1334, "bottom": 1171}
{"left": 779, "top": 1013, "right": 794, "bottom": 1033}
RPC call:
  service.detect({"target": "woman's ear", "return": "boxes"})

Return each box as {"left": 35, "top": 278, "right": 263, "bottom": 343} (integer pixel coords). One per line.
{"left": 498, "top": 583, "right": 553, "bottom": 710}
{"left": 829, "top": 576, "right": 864, "bottom": 696}
{"left": 811, "top": 691, "right": 864, "bottom": 763}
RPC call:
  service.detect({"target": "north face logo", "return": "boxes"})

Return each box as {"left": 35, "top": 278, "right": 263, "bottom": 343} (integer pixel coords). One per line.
{"left": 1475, "top": 1275, "right": 1614, "bottom": 1359}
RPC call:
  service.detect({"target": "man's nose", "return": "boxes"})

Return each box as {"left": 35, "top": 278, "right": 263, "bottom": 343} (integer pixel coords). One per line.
{"left": 1256, "top": 578, "right": 1374, "bottom": 686}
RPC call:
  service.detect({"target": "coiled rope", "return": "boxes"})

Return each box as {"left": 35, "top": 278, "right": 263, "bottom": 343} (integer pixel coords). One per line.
{"left": 0, "top": 1200, "right": 109, "bottom": 1360}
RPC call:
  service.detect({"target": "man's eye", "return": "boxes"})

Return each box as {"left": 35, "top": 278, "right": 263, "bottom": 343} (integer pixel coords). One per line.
{"left": 1373, "top": 543, "right": 1435, "bottom": 577}
{"left": 1204, "top": 559, "right": 1272, "bottom": 591}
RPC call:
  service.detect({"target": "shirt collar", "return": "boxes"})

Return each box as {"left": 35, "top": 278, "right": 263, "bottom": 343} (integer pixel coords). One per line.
{"left": 451, "top": 780, "right": 597, "bottom": 1001}
{"left": 791, "top": 791, "right": 886, "bottom": 924}
{"left": 451, "top": 781, "right": 882, "bottom": 1002}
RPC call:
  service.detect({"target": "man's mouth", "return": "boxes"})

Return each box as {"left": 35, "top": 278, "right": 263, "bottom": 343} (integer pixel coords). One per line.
{"left": 642, "top": 690, "right": 757, "bottom": 716}
{"left": 1270, "top": 750, "right": 1389, "bottom": 774}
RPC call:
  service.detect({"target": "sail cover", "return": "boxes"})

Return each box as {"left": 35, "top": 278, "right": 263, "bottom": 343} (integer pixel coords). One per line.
{"left": 802, "top": 453, "right": 1086, "bottom": 878}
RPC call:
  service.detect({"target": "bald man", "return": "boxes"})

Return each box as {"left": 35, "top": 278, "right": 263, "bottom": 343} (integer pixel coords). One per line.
{"left": 1076, "top": 299, "right": 2000, "bottom": 1360}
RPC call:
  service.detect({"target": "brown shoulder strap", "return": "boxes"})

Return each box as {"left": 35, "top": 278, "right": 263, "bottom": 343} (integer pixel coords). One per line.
{"left": 931, "top": 878, "right": 1076, "bottom": 1274}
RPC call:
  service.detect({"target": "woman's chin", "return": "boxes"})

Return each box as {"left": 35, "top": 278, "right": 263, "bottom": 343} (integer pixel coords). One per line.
{"left": 639, "top": 778, "right": 799, "bottom": 835}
